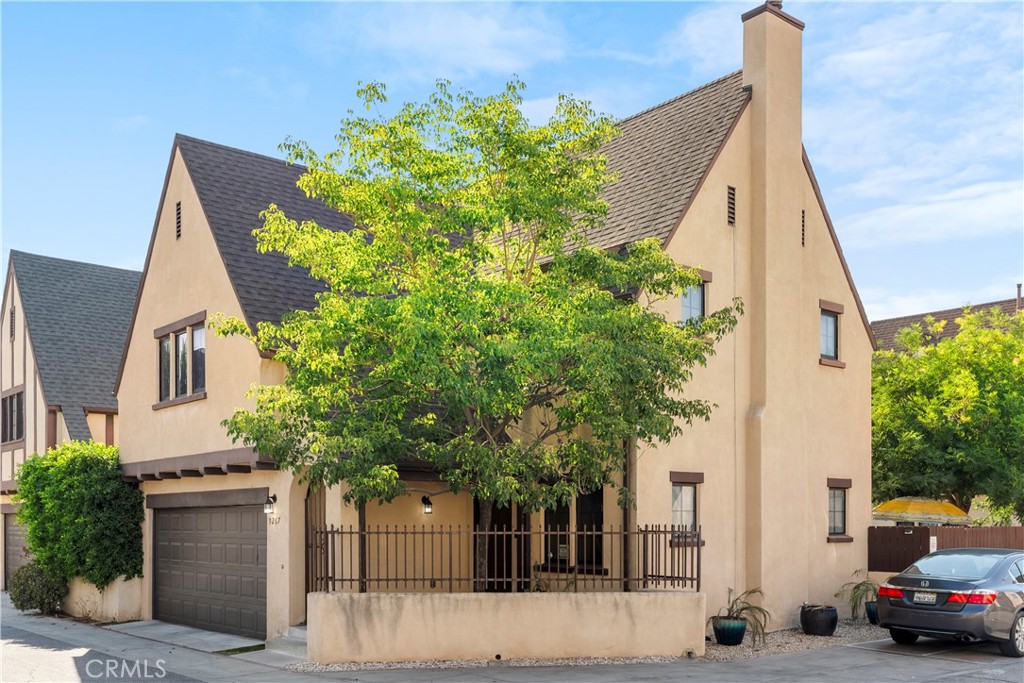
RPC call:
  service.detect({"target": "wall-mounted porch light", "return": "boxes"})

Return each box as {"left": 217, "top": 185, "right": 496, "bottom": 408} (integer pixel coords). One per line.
{"left": 264, "top": 494, "right": 277, "bottom": 515}
{"left": 421, "top": 495, "right": 433, "bottom": 514}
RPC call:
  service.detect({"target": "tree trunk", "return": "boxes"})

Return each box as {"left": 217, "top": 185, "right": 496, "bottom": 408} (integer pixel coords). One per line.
{"left": 950, "top": 493, "right": 973, "bottom": 515}
{"left": 475, "top": 497, "right": 494, "bottom": 592}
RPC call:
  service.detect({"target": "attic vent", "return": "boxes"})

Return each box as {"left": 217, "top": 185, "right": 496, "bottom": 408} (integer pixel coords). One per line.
{"left": 801, "top": 210, "right": 806, "bottom": 246}
{"left": 727, "top": 186, "right": 736, "bottom": 226}
{"left": 8, "top": 306, "right": 14, "bottom": 342}
{"left": 175, "top": 201, "right": 182, "bottom": 240}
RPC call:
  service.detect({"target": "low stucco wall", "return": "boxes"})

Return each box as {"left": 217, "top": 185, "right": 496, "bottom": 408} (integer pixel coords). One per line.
{"left": 308, "top": 590, "right": 705, "bottom": 663}
{"left": 63, "top": 576, "right": 142, "bottom": 623}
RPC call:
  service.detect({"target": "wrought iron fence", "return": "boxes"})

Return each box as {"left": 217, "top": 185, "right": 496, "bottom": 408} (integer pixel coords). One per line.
{"left": 309, "top": 524, "right": 700, "bottom": 593}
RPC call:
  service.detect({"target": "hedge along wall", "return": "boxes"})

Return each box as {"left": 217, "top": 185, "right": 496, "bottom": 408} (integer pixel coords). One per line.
{"left": 15, "top": 442, "right": 144, "bottom": 591}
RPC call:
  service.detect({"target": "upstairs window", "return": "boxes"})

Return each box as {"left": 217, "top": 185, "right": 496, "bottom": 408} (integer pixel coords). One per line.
{"left": 820, "top": 312, "right": 838, "bottom": 359}
{"left": 1, "top": 391, "right": 24, "bottom": 443}
{"left": 155, "top": 311, "right": 207, "bottom": 406}
{"left": 681, "top": 269, "right": 713, "bottom": 325}
{"left": 681, "top": 283, "right": 705, "bottom": 324}
{"left": 819, "top": 299, "right": 844, "bottom": 367}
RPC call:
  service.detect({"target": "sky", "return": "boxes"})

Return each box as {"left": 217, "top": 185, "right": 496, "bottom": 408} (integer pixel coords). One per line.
{"left": 1, "top": 1, "right": 1022, "bottom": 321}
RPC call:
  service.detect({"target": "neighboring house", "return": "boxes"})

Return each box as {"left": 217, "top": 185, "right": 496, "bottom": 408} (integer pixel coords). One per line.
{"left": 114, "top": 1, "right": 873, "bottom": 651}
{"left": 870, "top": 290, "right": 1022, "bottom": 352}
{"left": 0, "top": 251, "right": 141, "bottom": 589}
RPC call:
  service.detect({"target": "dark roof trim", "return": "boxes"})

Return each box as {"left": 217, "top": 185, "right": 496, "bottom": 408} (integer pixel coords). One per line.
{"left": 113, "top": 142, "right": 177, "bottom": 396}
{"left": 802, "top": 148, "right": 876, "bottom": 351}
{"left": 660, "top": 94, "right": 752, "bottom": 250}
{"left": 741, "top": 2, "right": 806, "bottom": 31}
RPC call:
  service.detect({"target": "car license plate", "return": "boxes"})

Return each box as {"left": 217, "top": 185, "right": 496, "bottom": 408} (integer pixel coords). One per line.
{"left": 913, "top": 591, "right": 937, "bottom": 605}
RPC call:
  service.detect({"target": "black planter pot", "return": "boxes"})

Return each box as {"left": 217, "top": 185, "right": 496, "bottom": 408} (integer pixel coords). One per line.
{"left": 865, "top": 601, "right": 879, "bottom": 625}
{"left": 712, "top": 617, "right": 747, "bottom": 646}
{"left": 800, "top": 605, "right": 838, "bottom": 636}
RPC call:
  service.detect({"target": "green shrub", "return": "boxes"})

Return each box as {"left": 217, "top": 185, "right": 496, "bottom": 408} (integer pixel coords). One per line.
{"left": 15, "top": 441, "right": 143, "bottom": 589}
{"left": 8, "top": 560, "right": 69, "bottom": 614}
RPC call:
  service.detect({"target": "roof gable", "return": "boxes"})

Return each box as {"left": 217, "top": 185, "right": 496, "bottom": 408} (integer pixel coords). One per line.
{"left": 9, "top": 251, "right": 140, "bottom": 440}
{"left": 174, "top": 135, "right": 354, "bottom": 329}
{"left": 586, "top": 71, "right": 750, "bottom": 250}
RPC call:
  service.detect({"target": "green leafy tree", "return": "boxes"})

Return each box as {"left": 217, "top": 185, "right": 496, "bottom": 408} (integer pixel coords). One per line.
{"left": 872, "top": 307, "right": 1024, "bottom": 517}
{"left": 15, "top": 441, "right": 144, "bottom": 589}
{"left": 218, "top": 79, "right": 741, "bottom": 585}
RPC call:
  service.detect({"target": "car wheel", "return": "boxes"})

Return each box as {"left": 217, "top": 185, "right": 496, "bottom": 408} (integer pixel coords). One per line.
{"left": 998, "top": 612, "right": 1024, "bottom": 658}
{"left": 889, "top": 628, "right": 919, "bottom": 645}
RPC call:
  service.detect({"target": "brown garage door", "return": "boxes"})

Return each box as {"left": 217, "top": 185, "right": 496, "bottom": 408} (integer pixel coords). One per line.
{"left": 4, "top": 514, "right": 31, "bottom": 585}
{"left": 154, "top": 506, "right": 267, "bottom": 639}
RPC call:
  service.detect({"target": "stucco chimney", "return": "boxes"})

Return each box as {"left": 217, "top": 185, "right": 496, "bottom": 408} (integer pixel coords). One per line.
{"left": 738, "top": 0, "right": 808, "bottom": 601}
{"left": 1016, "top": 283, "right": 1021, "bottom": 311}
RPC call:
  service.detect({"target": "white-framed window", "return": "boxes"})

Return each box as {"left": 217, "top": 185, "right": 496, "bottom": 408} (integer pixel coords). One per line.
{"left": 681, "top": 283, "right": 705, "bottom": 324}
{"left": 672, "top": 483, "right": 697, "bottom": 532}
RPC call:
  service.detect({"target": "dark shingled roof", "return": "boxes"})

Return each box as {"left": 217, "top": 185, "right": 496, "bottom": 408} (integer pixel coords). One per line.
{"left": 871, "top": 298, "right": 1021, "bottom": 352}
{"left": 10, "top": 251, "right": 141, "bottom": 440}
{"left": 171, "top": 74, "right": 749, "bottom": 325}
{"left": 175, "top": 134, "right": 354, "bottom": 329}
{"left": 587, "top": 71, "right": 750, "bottom": 250}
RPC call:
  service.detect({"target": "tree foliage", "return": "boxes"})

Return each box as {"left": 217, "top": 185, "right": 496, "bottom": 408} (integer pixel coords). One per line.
{"left": 15, "top": 441, "right": 144, "bottom": 589}
{"left": 218, "top": 79, "right": 741, "bottom": 518}
{"left": 872, "top": 307, "right": 1024, "bottom": 517}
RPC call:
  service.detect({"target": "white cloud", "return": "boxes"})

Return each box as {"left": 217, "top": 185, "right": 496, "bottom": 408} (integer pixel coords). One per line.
{"left": 308, "top": 4, "right": 565, "bottom": 81}
{"left": 863, "top": 280, "right": 1021, "bottom": 322}
{"left": 596, "top": 4, "right": 741, "bottom": 78}
{"left": 841, "top": 180, "right": 1023, "bottom": 250}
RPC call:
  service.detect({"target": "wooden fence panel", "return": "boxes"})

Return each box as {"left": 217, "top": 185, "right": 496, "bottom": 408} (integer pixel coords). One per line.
{"left": 867, "top": 526, "right": 931, "bottom": 572}
{"left": 935, "top": 526, "right": 1024, "bottom": 550}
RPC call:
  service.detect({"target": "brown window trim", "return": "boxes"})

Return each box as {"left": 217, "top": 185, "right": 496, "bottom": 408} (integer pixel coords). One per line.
{"left": 154, "top": 311, "right": 207, "bottom": 339}
{"left": 827, "top": 535, "right": 854, "bottom": 543}
{"left": 827, "top": 478, "right": 852, "bottom": 489}
{"left": 682, "top": 266, "right": 713, "bottom": 283}
{"left": 152, "top": 391, "right": 207, "bottom": 411}
{"left": 819, "top": 358, "right": 846, "bottom": 369}
{"left": 0, "top": 439, "right": 25, "bottom": 452}
{"left": 669, "top": 471, "right": 704, "bottom": 484}
{"left": 819, "top": 299, "right": 844, "bottom": 314}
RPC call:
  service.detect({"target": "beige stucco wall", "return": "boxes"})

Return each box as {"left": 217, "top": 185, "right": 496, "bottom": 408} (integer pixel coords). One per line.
{"left": 117, "top": 147, "right": 278, "bottom": 465}
{"left": 634, "top": 6, "right": 872, "bottom": 629}
{"left": 1, "top": 274, "right": 50, "bottom": 480}
{"left": 63, "top": 577, "right": 142, "bottom": 623}
{"left": 308, "top": 590, "right": 706, "bottom": 663}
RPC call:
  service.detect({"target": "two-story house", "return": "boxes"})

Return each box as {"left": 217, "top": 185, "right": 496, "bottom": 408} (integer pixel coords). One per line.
{"left": 0, "top": 251, "right": 140, "bottom": 588}
{"left": 113, "top": 1, "right": 873, "bottom": 654}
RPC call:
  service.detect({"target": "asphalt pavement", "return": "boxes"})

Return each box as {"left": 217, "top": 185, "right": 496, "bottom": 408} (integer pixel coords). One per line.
{"left": 2, "top": 593, "right": 1022, "bottom": 683}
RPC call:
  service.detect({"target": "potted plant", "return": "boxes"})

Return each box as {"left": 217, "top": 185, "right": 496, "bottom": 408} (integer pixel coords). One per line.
{"left": 834, "top": 569, "right": 880, "bottom": 625}
{"left": 800, "top": 603, "right": 839, "bottom": 636}
{"left": 708, "top": 587, "right": 771, "bottom": 647}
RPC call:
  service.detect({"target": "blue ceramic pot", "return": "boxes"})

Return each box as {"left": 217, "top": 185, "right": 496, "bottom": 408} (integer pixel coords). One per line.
{"left": 712, "top": 617, "right": 747, "bottom": 646}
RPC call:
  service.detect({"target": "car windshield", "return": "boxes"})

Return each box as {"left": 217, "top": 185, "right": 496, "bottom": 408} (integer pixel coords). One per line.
{"left": 905, "top": 552, "right": 1004, "bottom": 580}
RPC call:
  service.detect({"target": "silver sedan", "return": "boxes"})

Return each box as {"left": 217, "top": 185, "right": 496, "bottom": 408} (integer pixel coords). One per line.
{"left": 877, "top": 547, "right": 1024, "bottom": 657}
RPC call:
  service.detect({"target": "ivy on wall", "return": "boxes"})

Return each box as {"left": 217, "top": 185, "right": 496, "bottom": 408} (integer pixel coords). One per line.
{"left": 15, "top": 441, "right": 143, "bottom": 589}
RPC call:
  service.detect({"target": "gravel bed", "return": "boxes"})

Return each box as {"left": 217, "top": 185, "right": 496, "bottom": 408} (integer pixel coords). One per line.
{"left": 703, "top": 619, "right": 888, "bottom": 662}
{"left": 287, "top": 619, "right": 888, "bottom": 672}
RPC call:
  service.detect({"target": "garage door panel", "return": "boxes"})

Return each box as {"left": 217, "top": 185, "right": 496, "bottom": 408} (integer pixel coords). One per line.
{"left": 154, "top": 506, "right": 266, "bottom": 639}
{"left": 5, "top": 515, "right": 32, "bottom": 584}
